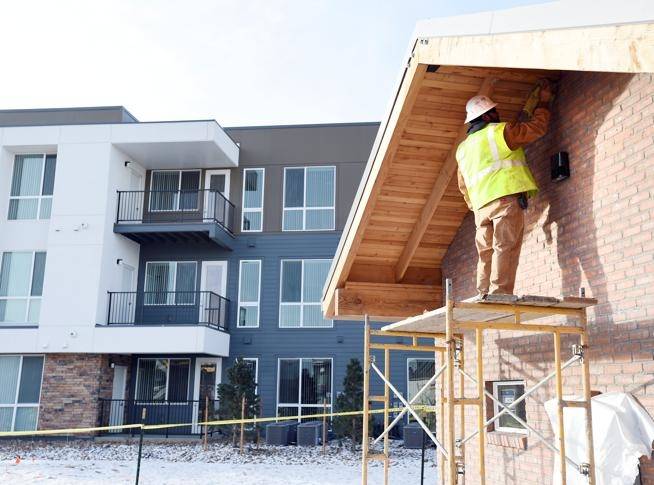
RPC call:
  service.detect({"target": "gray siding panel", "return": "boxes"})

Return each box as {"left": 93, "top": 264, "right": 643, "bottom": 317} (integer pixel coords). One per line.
{"left": 138, "top": 232, "right": 421, "bottom": 419}
{"left": 226, "top": 123, "right": 377, "bottom": 233}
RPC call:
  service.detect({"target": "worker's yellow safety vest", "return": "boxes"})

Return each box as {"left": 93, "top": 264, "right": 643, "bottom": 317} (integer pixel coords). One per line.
{"left": 455, "top": 122, "right": 538, "bottom": 211}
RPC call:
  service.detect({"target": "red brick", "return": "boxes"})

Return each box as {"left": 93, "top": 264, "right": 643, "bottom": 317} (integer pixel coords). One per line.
{"left": 445, "top": 72, "right": 654, "bottom": 485}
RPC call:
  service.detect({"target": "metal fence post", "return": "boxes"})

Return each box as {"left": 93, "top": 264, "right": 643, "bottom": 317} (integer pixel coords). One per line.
{"left": 135, "top": 407, "right": 146, "bottom": 485}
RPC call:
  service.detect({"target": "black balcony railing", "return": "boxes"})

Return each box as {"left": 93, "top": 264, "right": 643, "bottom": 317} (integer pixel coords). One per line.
{"left": 99, "top": 399, "right": 221, "bottom": 436}
{"left": 116, "top": 190, "right": 235, "bottom": 233}
{"left": 107, "top": 291, "right": 229, "bottom": 331}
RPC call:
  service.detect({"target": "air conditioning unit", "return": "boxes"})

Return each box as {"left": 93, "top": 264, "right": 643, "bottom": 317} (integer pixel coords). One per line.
{"left": 297, "top": 421, "right": 323, "bottom": 446}
{"left": 403, "top": 422, "right": 427, "bottom": 449}
{"left": 266, "top": 422, "right": 298, "bottom": 446}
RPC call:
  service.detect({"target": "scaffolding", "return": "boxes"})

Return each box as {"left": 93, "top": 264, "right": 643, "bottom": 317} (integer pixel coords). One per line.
{"left": 361, "top": 279, "right": 597, "bottom": 485}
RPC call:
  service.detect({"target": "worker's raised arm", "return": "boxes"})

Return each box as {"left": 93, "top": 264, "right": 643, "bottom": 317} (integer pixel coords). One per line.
{"left": 503, "top": 106, "right": 551, "bottom": 150}
{"left": 503, "top": 80, "right": 553, "bottom": 150}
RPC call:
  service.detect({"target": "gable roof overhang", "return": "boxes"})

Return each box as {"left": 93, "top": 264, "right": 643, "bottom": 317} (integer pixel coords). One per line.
{"left": 322, "top": 7, "right": 654, "bottom": 321}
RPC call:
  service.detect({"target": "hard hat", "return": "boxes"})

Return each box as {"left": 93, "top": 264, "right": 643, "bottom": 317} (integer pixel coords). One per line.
{"left": 464, "top": 95, "right": 498, "bottom": 123}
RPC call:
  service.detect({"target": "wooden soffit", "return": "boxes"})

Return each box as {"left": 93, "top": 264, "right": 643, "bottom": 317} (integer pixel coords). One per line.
{"left": 322, "top": 21, "right": 654, "bottom": 320}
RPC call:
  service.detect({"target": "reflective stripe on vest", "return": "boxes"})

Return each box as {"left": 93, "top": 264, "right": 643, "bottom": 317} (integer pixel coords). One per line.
{"left": 456, "top": 122, "right": 538, "bottom": 210}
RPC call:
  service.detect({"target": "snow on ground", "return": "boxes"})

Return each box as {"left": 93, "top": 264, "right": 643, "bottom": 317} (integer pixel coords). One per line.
{"left": 0, "top": 440, "right": 439, "bottom": 484}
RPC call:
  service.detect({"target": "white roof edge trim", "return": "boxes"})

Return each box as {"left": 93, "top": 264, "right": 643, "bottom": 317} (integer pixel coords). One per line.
{"left": 413, "top": 0, "right": 654, "bottom": 40}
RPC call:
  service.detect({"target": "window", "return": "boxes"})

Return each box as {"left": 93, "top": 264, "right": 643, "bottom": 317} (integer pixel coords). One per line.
{"left": 277, "top": 358, "right": 331, "bottom": 419}
{"left": 241, "top": 168, "right": 264, "bottom": 232}
{"left": 8, "top": 154, "right": 56, "bottom": 220}
{"left": 407, "top": 359, "right": 436, "bottom": 424}
{"left": 283, "top": 166, "right": 335, "bottom": 231}
{"left": 0, "top": 355, "right": 44, "bottom": 431}
{"left": 237, "top": 260, "right": 261, "bottom": 327}
{"left": 241, "top": 358, "right": 258, "bottom": 385}
{"left": 492, "top": 380, "right": 527, "bottom": 433}
{"left": 135, "top": 358, "right": 190, "bottom": 401}
{"left": 149, "top": 170, "right": 200, "bottom": 212}
{"left": 0, "top": 252, "right": 46, "bottom": 324}
{"left": 279, "top": 259, "right": 332, "bottom": 328}
{"left": 144, "top": 261, "right": 197, "bottom": 305}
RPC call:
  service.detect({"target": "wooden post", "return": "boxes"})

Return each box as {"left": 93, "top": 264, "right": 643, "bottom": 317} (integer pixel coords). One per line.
{"left": 383, "top": 347, "right": 390, "bottom": 485}
{"left": 553, "top": 332, "right": 567, "bottom": 484}
{"left": 476, "top": 328, "right": 486, "bottom": 485}
{"left": 322, "top": 398, "right": 327, "bottom": 454}
{"left": 445, "top": 279, "right": 457, "bottom": 485}
{"left": 580, "top": 308, "right": 597, "bottom": 484}
{"left": 203, "top": 395, "right": 209, "bottom": 451}
{"left": 240, "top": 396, "right": 246, "bottom": 454}
{"left": 458, "top": 338, "right": 465, "bottom": 476}
{"left": 256, "top": 396, "right": 262, "bottom": 449}
{"left": 361, "top": 315, "right": 371, "bottom": 485}
{"left": 438, "top": 345, "right": 445, "bottom": 485}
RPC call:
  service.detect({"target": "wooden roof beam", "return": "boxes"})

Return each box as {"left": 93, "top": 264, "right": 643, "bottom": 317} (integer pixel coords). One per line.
{"left": 322, "top": 61, "right": 429, "bottom": 318}
{"left": 395, "top": 77, "right": 497, "bottom": 282}
{"left": 335, "top": 282, "right": 442, "bottom": 321}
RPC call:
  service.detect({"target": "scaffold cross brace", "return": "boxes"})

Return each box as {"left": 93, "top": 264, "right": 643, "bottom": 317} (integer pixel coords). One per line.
{"left": 572, "top": 344, "right": 586, "bottom": 360}
{"left": 579, "top": 463, "right": 591, "bottom": 476}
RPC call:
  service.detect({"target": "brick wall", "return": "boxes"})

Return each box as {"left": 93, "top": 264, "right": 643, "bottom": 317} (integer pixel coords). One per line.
{"left": 39, "top": 354, "right": 131, "bottom": 431}
{"left": 442, "top": 71, "right": 654, "bottom": 484}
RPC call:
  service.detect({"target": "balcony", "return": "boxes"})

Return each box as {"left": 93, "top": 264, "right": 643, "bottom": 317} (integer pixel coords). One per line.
{"left": 107, "top": 291, "right": 229, "bottom": 331}
{"left": 114, "top": 190, "right": 235, "bottom": 249}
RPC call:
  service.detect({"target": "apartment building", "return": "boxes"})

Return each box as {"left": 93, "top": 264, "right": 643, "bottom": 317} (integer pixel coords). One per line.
{"left": 0, "top": 107, "right": 430, "bottom": 435}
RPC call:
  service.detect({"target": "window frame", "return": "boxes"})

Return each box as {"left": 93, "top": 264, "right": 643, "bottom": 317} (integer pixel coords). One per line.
{"left": 492, "top": 380, "right": 528, "bottom": 434}
{"left": 8, "top": 153, "right": 56, "bottom": 221}
{"left": 134, "top": 357, "right": 192, "bottom": 403}
{"left": 148, "top": 169, "right": 201, "bottom": 212}
{"left": 236, "top": 260, "right": 261, "bottom": 328}
{"left": 143, "top": 261, "right": 197, "bottom": 306}
{"left": 282, "top": 166, "right": 336, "bottom": 232}
{"left": 0, "top": 355, "right": 45, "bottom": 432}
{"left": 276, "top": 357, "right": 333, "bottom": 420}
{"left": 241, "top": 168, "right": 265, "bottom": 232}
{"left": 241, "top": 357, "right": 259, "bottom": 386}
{"left": 0, "top": 251, "right": 47, "bottom": 325}
{"left": 278, "top": 258, "right": 333, "bottom": 329}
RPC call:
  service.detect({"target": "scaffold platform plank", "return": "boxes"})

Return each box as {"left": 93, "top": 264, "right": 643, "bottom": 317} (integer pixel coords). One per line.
{"left": 380, "top": 294, "right": 597, "bottom": 334}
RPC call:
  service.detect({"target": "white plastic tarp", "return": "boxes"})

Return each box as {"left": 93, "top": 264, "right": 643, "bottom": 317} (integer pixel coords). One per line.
{"left": 545, "top": 392, "right": 654, "bottom": 485}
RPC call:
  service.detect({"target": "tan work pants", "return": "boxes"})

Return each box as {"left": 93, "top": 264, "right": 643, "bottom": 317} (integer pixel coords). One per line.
{"left": 474, "top": 195, "right": 524, "bottom": 295}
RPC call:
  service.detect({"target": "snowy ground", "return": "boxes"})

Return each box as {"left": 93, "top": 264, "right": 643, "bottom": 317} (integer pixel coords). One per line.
{"left": 0, "top": 440, "right": 439, "bottom": 484}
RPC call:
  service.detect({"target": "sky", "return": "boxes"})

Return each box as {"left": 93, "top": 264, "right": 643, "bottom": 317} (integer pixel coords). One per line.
{"left": 0, "top": 0, "right": 548, "bottom": 126}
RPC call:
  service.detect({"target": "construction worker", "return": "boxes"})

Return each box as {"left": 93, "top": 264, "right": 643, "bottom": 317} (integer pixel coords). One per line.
{"left": 455, "top": 80, "right": 552, "bottom": 296}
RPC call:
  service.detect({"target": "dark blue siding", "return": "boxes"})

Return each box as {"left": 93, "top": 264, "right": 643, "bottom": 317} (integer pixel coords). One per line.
{"left": 138, "top": 233, "right": 423, "bottom": 419}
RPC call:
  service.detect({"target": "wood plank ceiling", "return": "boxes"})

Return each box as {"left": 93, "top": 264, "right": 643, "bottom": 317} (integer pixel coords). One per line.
{"left": 329, "top": 64, "right": 558, "bottom": 319}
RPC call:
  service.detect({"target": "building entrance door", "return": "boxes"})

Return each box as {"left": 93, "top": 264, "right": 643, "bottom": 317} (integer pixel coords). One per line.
{"left": 192, "top": 358, "right": 221, "bottom": 433}
{"left": 108, "top": 365, "right": 127, "bottom": 432}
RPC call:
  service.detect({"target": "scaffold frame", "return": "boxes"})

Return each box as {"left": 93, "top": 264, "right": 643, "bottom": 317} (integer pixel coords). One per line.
{"left": 360, "top": 278, "right": 597, "bottom": 485}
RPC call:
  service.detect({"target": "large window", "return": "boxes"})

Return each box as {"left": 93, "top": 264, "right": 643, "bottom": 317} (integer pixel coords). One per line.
{"left": 241, "top": 168, "right": 264, "bottom": 232}
{"left": 0, "top": 252, "right": 46, "bottom": 324}
{"left": 277, "top": 358, "right": 332, "bottom": 419}
{"left": 407, "top": 359, "right": 436, "bottom": 423}
{"left": 237, "top": 260, "right": 261, "bottom": 328}
{"left": 144, "top": 261, "right": 197, "bottom": 305}
{"left": 279, "top": 259, "right": 331, "bottom": 328}
{"left": 492, "top": 380, "right": 527, "bottom": 433}
{"left": 135, "top": 358, "right": 190, "bottom": 401}
{"left": 149, "top": 170, "right": 201, "bottom": 212}
{"left": 283, "top": 166, "right": 335, "bottom": 231}
{"left": 0, "top": 355, "right": 44, "bottom": 431}
{"left": 9, "top": 154, "right": 57, "bottom": 220}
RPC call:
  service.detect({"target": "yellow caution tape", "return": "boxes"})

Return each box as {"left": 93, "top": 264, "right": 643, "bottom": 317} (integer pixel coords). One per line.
{"left": 0, "top": 405, "right": 438, "bottom": 437}
{"left": 0, "top": 423, "right": 143, "bottom": 437}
